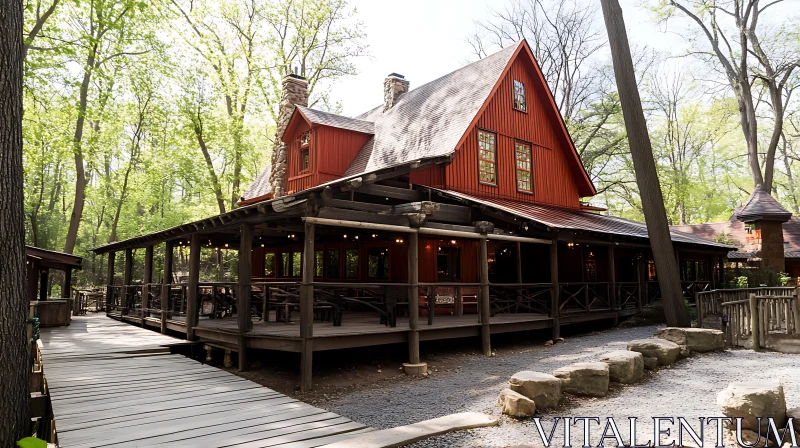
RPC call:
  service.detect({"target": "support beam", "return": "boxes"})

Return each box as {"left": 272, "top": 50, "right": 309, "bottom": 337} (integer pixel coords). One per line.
{"left": 608, "top": 245, "right": 616, "bottom": 310}
{"left": 106, "top": 252, "right": 115, "bottom": 314}
{"left": 238, "top": 222, "right": 254, "bottom": 371}
{"left": 407, "top": 232, "right": 421, "bottom": 365}
{"left": 142, "top": 245, "right": 154, "bottom": 325}
{"left": 637, "top": 255, "right": 646, "bottom": 313}
{"left": 39, "top": 268, "right": 49, "bottom": 301}
{"left": 708, "top": 255, "right": 716, "bottom": 290}
{"left": 123, "top": 248, "right": 133, "bottom": 315}
{"left": 27, "top": 260, "right": 39, "bottom": 302}
{"left": 516, "top": 241, "right": 523, "bottom": 284}
{"left": 62, "top": 268, "right": 72, "bottom": 300}
{"left": 719, "top": 257, "right": 725, "bottom": 287}
{"left": 186, "top": 234, "right": 201, "bottom": 341}
{"left": 300, "top": 220, "right": 315, "bottom": 392}
{"left": 550, "top": 239, "right": 560, "bottom": 340}
{"left": 161, "top": 241, "right": 173, "bottom": 334}
{"left": 479, "top": 238, "right": 491, "bottom": 356}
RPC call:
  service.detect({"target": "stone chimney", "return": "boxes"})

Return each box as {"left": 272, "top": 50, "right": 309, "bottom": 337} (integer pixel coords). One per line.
{"left": 383, "top": 73, "right": 409, "bottom": 111}
{"left": 269, "top": 73, "right": 309, "bottom": 198}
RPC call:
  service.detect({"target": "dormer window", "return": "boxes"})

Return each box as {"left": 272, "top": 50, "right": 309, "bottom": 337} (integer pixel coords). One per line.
{"left": 513, "top": 80, "right": 526, "bottom": 112}
{"left": 299, "top": 131, "right": 311, "bottom": 172}
{"left": 478, "top": 130, "right": 497, "bottom": 185}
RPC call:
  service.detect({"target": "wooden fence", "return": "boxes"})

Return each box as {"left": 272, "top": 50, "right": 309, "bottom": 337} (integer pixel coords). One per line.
{"left": 697, "top": 287, "right": 796, "bottom": 327}
{"left": 722, "top": 294, "right": 800, "bottom": 349}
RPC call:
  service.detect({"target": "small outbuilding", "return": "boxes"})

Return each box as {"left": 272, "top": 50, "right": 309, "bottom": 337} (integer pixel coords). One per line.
{"left": 26, "top": 245, "right": 83, "bottom": 326}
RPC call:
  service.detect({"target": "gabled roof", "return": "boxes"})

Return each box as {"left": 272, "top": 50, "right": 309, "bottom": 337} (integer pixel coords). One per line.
{"left": 240, "top": 164, "right": 272, "bottom": 204}
{"left": 294, "top": 106, "right": 375, "bottom": 135}
{"left": 737, "top": 186, "right": 792, "bottom": 222}
{"left": 438, "top": 189, "right": 735, "bottom": 250}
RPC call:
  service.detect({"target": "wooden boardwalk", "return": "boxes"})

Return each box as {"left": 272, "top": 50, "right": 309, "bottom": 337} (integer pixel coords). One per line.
{"left": 39, "top": 315, "right": 372, "bottom": 447}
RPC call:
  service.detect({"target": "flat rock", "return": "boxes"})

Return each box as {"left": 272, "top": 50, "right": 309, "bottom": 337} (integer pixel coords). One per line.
{"left": 627, "top": 338, "right": 681, "bottom": 365}
{"left": 498, "top": 388, "right": 536, "bottom": 418}
{"left": 508, "top": 371, "right": 561, "bottom": 410}
{"left": 717, "top": 380, "right": 786, "bottom": 432}
{"left": 598, "top": 350, "right": 644, "bottom": 384}
{"left": 657, "top": 327, "right": 725, "bottom": 353}
{"left": 318, "top": 412, "right": 499, "bottom": 448}
{"left": 642, "top": 356, "right": 659, "bottom": 370}
{"left": 552, "top": 362, "right": 609, "bottom": 397}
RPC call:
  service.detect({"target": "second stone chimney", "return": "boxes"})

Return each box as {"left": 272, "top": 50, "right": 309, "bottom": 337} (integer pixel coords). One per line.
{"left": 269, "top": 73, "right": 309, "bottom": 198}
{"left": 383, "top": 73, "right": 409, "bottom": 111}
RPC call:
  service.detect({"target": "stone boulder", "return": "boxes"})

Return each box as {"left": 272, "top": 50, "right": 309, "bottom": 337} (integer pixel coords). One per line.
{"left": 598, "top": 350, "right": 644, "bottom": 384}
{"left": 508, "top": 371, "right": 562, "bottom": 410}
{"left": 627, "top": 338, "right": 681, "bottom": 366}
{"left": 657, "top": 327, "right": 725, "bottom": 353}
{"left": 642, "top": 356, "right": 659, "bottom": 371}
{"left": 498, "top": 388, "right": 536, "bottom": 418}
{"left": 717, "top": 380, "right": 787, "bottom": 432}
{"left": 552, "top": 362, "right": 609, "bottom": 397}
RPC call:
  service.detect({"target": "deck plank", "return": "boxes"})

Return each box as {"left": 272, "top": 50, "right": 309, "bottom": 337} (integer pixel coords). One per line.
{"left": 41, "top": 314, "right": 369, "bottom": 447}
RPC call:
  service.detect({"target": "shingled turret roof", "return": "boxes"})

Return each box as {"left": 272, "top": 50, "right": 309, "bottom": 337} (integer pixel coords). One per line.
{"left": 737, "top": 186, "right": 792, "bottom": 222}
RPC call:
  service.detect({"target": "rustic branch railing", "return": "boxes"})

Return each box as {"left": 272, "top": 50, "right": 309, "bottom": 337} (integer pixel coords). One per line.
{"left": 488, "top": 283, "right": 552, "bottom": 316}
{"left": 722, "top": 294, "right": 800, "bottom": 349}
{"left": 616, "top": 282, "right": 640, "bottom": 310}
{"left": 559, "top": 282, "right": 611, "bottom": 313}
{"left": 698, "top": 287, "right": 796, "bottom": 327}
{"left": 646, "top": 281, "right": 660, "bottom": 306}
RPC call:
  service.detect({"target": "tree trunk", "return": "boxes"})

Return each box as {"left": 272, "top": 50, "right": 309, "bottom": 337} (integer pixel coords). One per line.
{"left": 0, "top": 0, "right": 32, "bottom": 443}
{"left": 600, "top": 0, "right": 690, "bottom": 327}
{"left": 63, "top": 47, "right": 97, "bottom": 254}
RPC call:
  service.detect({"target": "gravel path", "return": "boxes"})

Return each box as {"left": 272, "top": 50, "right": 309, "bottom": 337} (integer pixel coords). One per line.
{"left": 324, "top": 325, "right": 800, "bottom": 447}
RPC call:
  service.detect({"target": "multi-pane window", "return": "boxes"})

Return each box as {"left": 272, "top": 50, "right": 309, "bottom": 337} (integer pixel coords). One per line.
{"left": 478, "top": 130, "right": 497, "bottom": 185}
{"left": 299, "top": 131, "right": 310, "bottom": 171}
{"left": 515, "top": 141, "right": 532, "bottom": 192}
{"left": 345, "top": 248, "right": 359, "bottom": 278}
{"left": 327, "top": 249, "right": 340, "bottom": 279}
{"left": 513, "top": 80, "right": 527, "bottom": 112}
{"left": 292, "top": 252, "right": 302, "bottom": 277}
{"left": 367, "top": 247, "right": 389, "bottom": 279}
{"left": 314, "top": 251, "right": 323, "bottom": 277}
{"left": 281, "top": 253, "right": 290, "bottom": 277}
{"left": 264, "top": 253, "right": 275, "bottom": 277}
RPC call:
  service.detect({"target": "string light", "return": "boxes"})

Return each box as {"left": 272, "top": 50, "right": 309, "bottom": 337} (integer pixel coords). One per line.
{"left": 450, "top": 240, "right": 456, "bottom": 245}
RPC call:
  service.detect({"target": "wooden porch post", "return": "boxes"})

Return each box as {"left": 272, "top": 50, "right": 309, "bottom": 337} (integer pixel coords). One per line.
{"left": 516, "top": 241, "right": 523, "bottom": 283}
{"left": 708, "top": 255, "right": 716, "bottom": 290}
{"left": 161, "top": 241, "right": 173, "bottom": 334}
{"left": 27, "top": 260, "right": 39, "bottom": 302}
{"left": 300, "top": 220, "right": 315, "bottom": 392}
{"left": 186, "top": 234, "right": 201, "bottom": 340}
{"left": 142, "top": 245, "right": 154, "bottom": 326}
{"left": 550, "top": 238, "right": 560, "bottom": 340}
{"left": 407, "top": 232, "right": 420, "bottom": 364}
{"left": 637, "top": 255, "right": 645, "bottom": 313}
{"left": 719, "top": 257, "right": 726, "bottom": 288}
{"left": 608, "top": 245, "right": 617, "bottom": 310}
{"left": 106, "top": 252, "right": 115, "bottom": 314}
{"left": 123, "top": 248, "right": 133, "bottom": 315}
{"left": 62, "top": 267, "right": 72, "bottom": 299}
{"left": 39, "top": 268, "right": 49, "bottom": 301}
{"left": 238, "top": 223, "right": 254, "bottom": 371}
{"left": 479, "top": 237, "right": 491, "bottom": 356}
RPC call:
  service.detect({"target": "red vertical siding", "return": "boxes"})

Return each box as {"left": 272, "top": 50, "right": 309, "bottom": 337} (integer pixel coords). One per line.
{"left": 443, "top": 52, "right": 583, "bottom": 208}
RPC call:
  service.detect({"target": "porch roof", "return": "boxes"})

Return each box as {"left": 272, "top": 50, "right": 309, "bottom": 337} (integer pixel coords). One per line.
{"left": 433, "top": 189, "right": 737, "bottom": 251}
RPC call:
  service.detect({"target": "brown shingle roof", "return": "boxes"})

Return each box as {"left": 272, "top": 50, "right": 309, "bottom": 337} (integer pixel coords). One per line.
{"left": 240, "top": 164, "right": 272, "bottom": 202}
{"left": 437, "top": 189, "right": 734, "bottom": 250}
{"left": 296, "top": 106, "right": 375, "bottom": 135}
{"left": 737, "top": 186, "right": 792, "bottom": 222}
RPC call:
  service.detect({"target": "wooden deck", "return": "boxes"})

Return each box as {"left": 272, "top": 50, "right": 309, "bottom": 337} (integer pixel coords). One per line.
{"left": 39, "top": 315, "right": 372, "bottom": 447}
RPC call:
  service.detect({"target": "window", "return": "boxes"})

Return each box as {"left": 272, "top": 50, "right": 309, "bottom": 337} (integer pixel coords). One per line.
{"left": 345, "top": 248, "right": 359, "bottom": 278}
{"left": 292, "top": 252, "right": 302, "bottom": 277}
{"left": 327, "top": 249, "right": 340, "bottom": 279}
{"left": 584, "top": 252, "right": 597, "bottom": 281}
{"left": 513, "top": 80, "right": 527, "bottom": 112}
{"left": 281, "top": 253, "right": 290, "bottom": 277}
{"left": 315, "top": 251, "right": 323, "bottom": 277}
{"left": 478, "top": 130, "right": 497, "bottom": 185}
{"left": 515, "top": 141, "right": 532, "bottom": 192}
{"left": 367, "top": 247, "right": 389, "bottom": 279}
{"left": 437, "top": 246, "right": 461, "bottom": 282}
{"left": 264, "top": 253, "right": 275, "bottom": 277}
{"left": 299, "top": 131, "right": 310, "bottom": 172}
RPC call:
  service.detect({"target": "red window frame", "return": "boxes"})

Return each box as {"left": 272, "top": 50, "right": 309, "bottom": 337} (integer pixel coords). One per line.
{"left": 515, "top": 140, "right": 533, "bottom": 193}
{"left": 298, "top": 131, "right": 311, "bottom": 173}
{"left": 477, "top": 130, "right": 497, "bottom": 186}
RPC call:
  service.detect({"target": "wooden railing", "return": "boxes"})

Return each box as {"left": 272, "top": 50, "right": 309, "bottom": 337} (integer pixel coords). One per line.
{"left": 616, "top": 282, "right": 641, "bottom": 310}
{"left": 681, "top": 281, "right": 711, "bottom": 304}
{"left": 722, "top": 294, "right": 800, "bottom": 349}
{"left": 559, "top": 282, "right": 612, "bottom": 314}
{"left": 698, "top": 287, "right": 796, "bottom": 327}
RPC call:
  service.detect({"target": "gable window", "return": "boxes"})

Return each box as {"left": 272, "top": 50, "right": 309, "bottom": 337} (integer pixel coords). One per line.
{"left": 515, "top": 141, "right": 533, "bottom": 193}
{"left": 299, "top": 131, "right": 311, "bottom": 172}
{"left": 478, "top": 130, "right": 497, "bottom": 185}
{"left": 513, "top": 80, "right": 527, "bottom": 112}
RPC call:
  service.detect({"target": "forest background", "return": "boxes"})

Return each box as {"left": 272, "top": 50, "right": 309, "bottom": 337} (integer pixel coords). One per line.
{"left": 21, "top": 0, "right": 800, "bottom": 287}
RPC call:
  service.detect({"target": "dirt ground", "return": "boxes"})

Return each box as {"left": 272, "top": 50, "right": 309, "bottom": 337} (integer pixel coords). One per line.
{"left": 222, "top": 318, "right": 621, "bottom": 406}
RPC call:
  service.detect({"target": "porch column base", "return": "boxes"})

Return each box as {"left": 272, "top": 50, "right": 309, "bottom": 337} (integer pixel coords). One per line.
{"left": 481, "top": 324, "right": 491, "bottom": 356}
{"left": 403, "top": 362, "right": 428, "bottom": 376}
